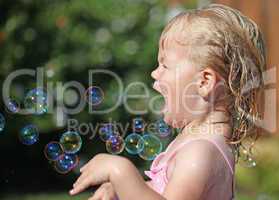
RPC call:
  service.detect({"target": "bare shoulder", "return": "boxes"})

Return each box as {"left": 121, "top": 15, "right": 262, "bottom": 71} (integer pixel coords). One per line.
{"left": 163, "top": 139, "right": 224, "bottom": 200}
{"left": 174, "top": 139, "right": 221, "bottom": 173}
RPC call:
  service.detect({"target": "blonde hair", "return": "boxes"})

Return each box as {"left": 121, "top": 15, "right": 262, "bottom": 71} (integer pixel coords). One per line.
{"left": 160, "top": 4, "right": 266, "bottom": 160}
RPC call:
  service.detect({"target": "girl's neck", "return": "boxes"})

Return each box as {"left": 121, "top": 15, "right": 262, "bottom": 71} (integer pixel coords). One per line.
{"left": 183, "top": 106, "right": 232, "bottom": 139}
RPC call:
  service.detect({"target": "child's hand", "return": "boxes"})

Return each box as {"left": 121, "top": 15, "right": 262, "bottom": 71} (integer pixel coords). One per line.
{"left": 88, "top": 182, "right": 118, "bottom": 200}
{"left": 69, "top": 153, "right": 128, "bottom": 196}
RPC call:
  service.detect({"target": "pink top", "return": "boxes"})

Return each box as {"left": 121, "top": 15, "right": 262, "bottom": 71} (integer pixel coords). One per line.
{"left": 144, "top": 135, "right": 235, "bottom": 200}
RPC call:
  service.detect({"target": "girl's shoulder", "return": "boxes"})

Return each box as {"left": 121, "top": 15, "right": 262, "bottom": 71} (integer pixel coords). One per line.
{"left": 166, "top": 133, "right": 235, "bottom": 175}
{"left": 164, "top": 138, "right": 227, "bottom": 186}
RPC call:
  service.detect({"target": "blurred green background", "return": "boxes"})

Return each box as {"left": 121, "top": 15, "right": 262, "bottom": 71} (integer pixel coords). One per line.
{"left": 0, "top": 0, "right": 278, "bottom": 200}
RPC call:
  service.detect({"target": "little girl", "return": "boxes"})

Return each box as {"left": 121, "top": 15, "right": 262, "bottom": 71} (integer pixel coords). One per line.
{"left": 70, "top": 4, "right": 266, "bottom": 200}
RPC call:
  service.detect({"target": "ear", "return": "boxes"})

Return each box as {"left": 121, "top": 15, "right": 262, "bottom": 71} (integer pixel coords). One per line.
{"left": 197, "top": 68, "right": 217, "bottom": 101}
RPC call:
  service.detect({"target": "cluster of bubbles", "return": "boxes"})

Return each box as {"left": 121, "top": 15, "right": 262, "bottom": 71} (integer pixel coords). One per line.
{"left": 4, "top": 85, "right": 105, "bottom": 115}
{"left": 99, "top": 117, "right": 171, "bottom": 161}
{"left": 126, "top": 118, "right": 168, "bottom": 160}
{"left": 44, "top": 131, "right": 82, "bottom": 174}
{"left": 1, "top": 83, "right": 260, "bottom": 175}
{"left": 3, "top": 89, "right": 47, "bottom": 116}
{"left": 5, "top": 88, "right": 49, "bottom": 146}
{"left": 239, "top": 148, "right": 257, "bottom": 168}
{"left": 24, "top": 88, "right": 48, "bottom": 115}
{"left": 1, "top": 88, "right": 47, "bottom": 146}
{"left": 2, "top": 88, "right": 47, "bottom": 115}
{"left": 0, "top": 85, "right": 105, "bottom": 175}
{"left": 98, "top": 123, "right": 124, "bottom": 154}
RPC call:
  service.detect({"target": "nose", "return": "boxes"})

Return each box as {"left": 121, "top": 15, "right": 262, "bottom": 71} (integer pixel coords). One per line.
{"left": 151, "top": 67, "right": 160, "bottom": 80}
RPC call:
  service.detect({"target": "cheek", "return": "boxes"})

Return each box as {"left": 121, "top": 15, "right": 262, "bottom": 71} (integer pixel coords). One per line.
{"left": 176, "top": 73, "right": 198, "bottom": 105}
{"left": 180, "top": 67, "right": 198, "bottom": 97}
{"left": 164, "top": 73, "right": 197, "bottom": 108}
{"left": 182, "top": 81, "right": 199, "bottom": 105}
{"left": 159, "top": 73, "right": 177, "bottom": 99}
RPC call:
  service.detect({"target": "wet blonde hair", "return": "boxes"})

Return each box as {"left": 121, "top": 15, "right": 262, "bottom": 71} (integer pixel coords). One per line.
{"left": 160, "top": 4, "right": 266, "bottom": 159}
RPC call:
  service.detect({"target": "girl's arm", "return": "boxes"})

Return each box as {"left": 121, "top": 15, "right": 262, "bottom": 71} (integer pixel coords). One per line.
{"left": 70, "top": 154, "right": 166, "bottom": 200}
{"left": 71, "top": 140, "right": 216, "bottom": 200}
{"left": 146, "top": 180, "right": 152, "bottom": 188}
{"left": 109, "top": 158, "right": 167, "bottom": 200}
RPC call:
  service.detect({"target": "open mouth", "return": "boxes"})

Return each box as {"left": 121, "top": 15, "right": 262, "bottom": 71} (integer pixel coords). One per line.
{"left": 153, "top": 81, "right": 168, "bottom": 113}
{"left": 152, "top": 81, "right": 166, "bottom": 96}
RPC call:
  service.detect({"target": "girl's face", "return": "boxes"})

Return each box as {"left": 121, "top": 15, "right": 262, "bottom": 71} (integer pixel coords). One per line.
{"left": 151, "top": 39, "right": 208, "bottom": 128}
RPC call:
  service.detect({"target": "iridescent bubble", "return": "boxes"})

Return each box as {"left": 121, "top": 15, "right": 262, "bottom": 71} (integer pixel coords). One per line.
{"left": 139, "top": 134, "right": 162, "bottom": 161}
{"left": 99, "top": 123, "right": 118, "bottom": 142}
{"left": 24, "top": 88, "right": 48, "bottom": 115}
{"left": 60, "top": 131, "right": 82, "bottom": 154}
{"left": 241, "top": 157, "right": 257, "bottom": 168}
{"left": 54, "top": 154, "right": 79, "bottom": 174}
{"left": 19, "top": 124, "right": 39, "bottom": 145}
{"left": 85, "top": 86, "right": 104, "bottom": 106}
{"left": 106, "top": 135, "right": 125, "bottom": 155}
{"left": 44, "top": 142, "right": 63, "bottom": 161}
{"left": 124, "top": 133, "right": 144, "bottom": 155}
{"left": 239, "top": 149, "right": 257, "bottom": 168}
{"left": 6, "top": 99, "right": 20, "bottom": 113}
{"left": 132, "top": 117, "right": 145, "bottom": 133}
{"left": 155, "top": 119, "right": 171, "bottom": 137}
{"left": 0, "top": 113, "right": 5, "bottom": 132}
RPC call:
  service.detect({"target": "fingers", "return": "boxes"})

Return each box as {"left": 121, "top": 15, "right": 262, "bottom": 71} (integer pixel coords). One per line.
{"left": 104, "top": 193, "right": 110, "bottom": 200}
{"left": 71, "top": 154, "right": 113, "bottom": 196}
{"left": 70, "top": 176, "right": 92, "bottom": 195}
{"left": 73, "top": 171, "right": 90, "bottom": 187}
{"left": 89, "top": 185, "right": 105, "bottom": 200}
{"left": 88, "top": 183, "right": 116, "bottom": 200}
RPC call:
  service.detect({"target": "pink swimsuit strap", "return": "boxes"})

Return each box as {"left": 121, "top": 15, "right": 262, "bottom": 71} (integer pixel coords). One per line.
{"left": 152, "top": 137, "right": 235, "bottom": 175}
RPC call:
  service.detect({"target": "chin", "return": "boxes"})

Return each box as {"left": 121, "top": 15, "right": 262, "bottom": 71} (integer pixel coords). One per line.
{"left": 163, "top": 114, "right": 184, "bottom": 129}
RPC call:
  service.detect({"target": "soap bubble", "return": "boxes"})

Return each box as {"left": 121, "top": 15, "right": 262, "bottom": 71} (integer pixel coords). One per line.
{"left": 54, "top": 154, "right": 79, "bottom": 174}
{"left": 139, "top": 134, "right": 162, "bottom": 161}
{"left": 19, "top": 124, "right": 39, "bottom": 145}
{"left": 239, "top": 149, "right": 257, "bottom": 168}
{"left": 85, "top": 86, "right": 104, "bottom": 106}
{"left": 240, "top": 156, "right": 257, "bottom": 168}
{"left": 6, "top": 99, "right": 20, "bottom": 113}
{"left": 44, "top": 142, "right": 63, "bottom": 161}
{"left": 60, "top": 131, "right": 82, "bottom": 154}
{"left": 125, "top": 133, "right": 144, "bottom": 155}
{"left": 24, "top": 88, "right": 48, "bottom": 115}
{"left": 99, "top": 123, "right": 118, "bottom": 142}
{"left": 106, "top": 135, "right": 125, "bottom": 155}
{"left": 0, "top": 113, "right": 5, "bottom": 132}
{"left": 155, "top": 119, "right": 171, "bottom": 137}
{"left": 132, "top": 117, "right": 145, "bottom": 133}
